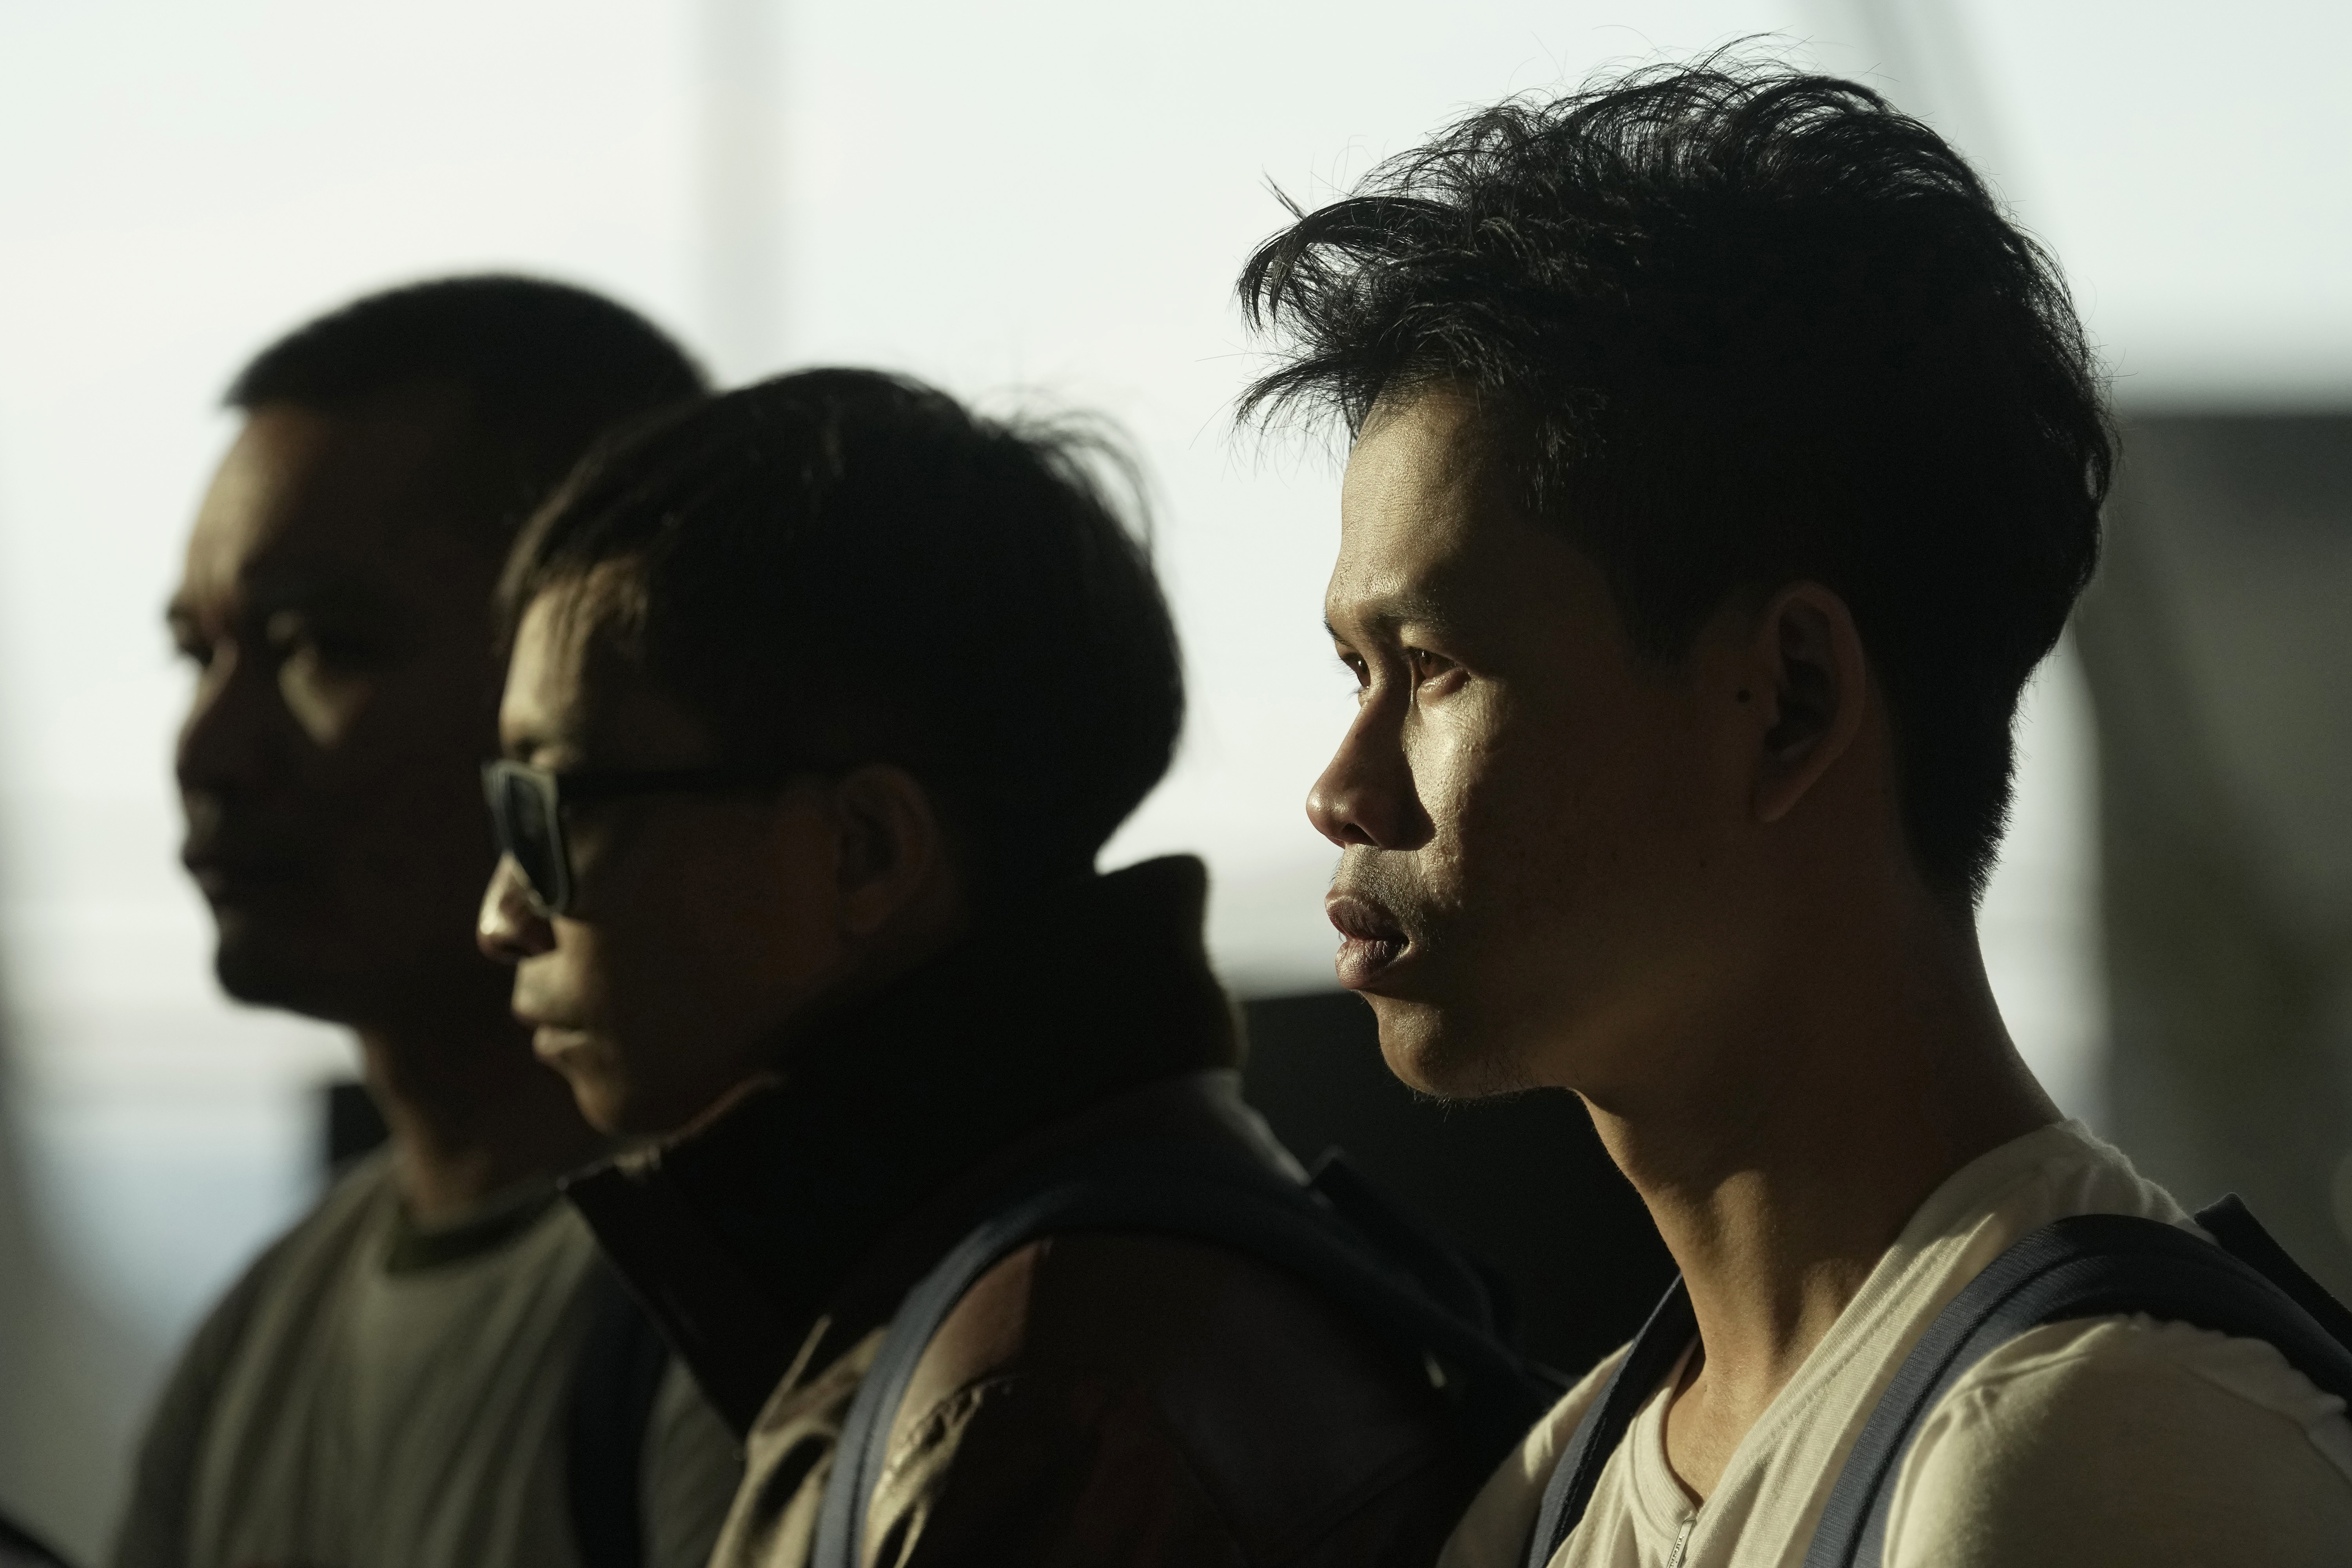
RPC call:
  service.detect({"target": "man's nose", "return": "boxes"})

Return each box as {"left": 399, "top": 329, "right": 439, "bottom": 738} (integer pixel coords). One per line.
{"left": 478, "top": 854, "right": 556, "bottom": 964}
{"left": 1305, "top": 709, "right": 1426, "bottom": 850}
{"left": 176, "top": 642, "right": 281, "bottom": 794}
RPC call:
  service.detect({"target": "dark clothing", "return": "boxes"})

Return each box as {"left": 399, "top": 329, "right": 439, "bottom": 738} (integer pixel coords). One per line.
{"left": 1, "top": 1509, "right": 69, "bottom": 1568}
{"left": 569, "top": 857, "right": 1480, "bottom": 1567}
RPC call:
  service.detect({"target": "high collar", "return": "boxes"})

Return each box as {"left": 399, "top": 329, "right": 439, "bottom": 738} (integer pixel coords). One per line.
{"left": 566, "top": 855, "right": 1239, "bottom": 1431}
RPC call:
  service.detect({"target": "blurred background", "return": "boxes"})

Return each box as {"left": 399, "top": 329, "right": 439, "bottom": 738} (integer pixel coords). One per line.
{"left": 1, "top": 0, "right": 2347, "bottom": 1556}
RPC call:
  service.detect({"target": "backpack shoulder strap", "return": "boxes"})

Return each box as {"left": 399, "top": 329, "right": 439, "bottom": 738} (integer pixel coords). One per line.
{"left": 1520, "top": 1279, "right": 1694, "bottom": 1568}
{"left": 567, "top": 1259, "right": 675, "bottom": 1568}
{"left": 2196, "top": 1193, "right": 2352, "bottom": 1345}
{"left": 809, "top": 1139, "right": 1561, "bottom": 1568}
{"left": 1802, "top": 1197, "right": 2352, "bottom": 1568}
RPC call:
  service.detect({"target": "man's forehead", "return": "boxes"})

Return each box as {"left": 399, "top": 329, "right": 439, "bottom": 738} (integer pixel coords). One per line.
{"left": 1331, "top": 399, "right": 1515, "bottom": 628}
{"left": 1351, "top": 382, "right": 1509, "bottom": 500}
{"left": 180, "top": 397, "right": 493, "bottom": 603}
{"left": 169, "top": 558, "right": 403, "bottom": 626}
{"left": 501, "top": 590, "right": 597, "bottom": 751}
{"left": 1323, "top": 547, "right": 1488, "bottom": 637}
{"left": 501, "top": 573, "right": 688, "bottom": 764}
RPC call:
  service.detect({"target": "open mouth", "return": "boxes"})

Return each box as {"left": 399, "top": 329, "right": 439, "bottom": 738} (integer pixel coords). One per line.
{"left": 1325, "top": 891, "right": 1413, "bottom": 991}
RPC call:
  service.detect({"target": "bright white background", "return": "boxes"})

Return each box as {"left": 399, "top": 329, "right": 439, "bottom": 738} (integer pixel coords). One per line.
{"left": 1, "top": 0, "right": 2344, "bottom": 1552}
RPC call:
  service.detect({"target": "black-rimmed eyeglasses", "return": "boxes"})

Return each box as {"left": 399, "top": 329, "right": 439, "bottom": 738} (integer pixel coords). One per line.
{"left": 481, "top": 759, "right": 807, "bottom": 918}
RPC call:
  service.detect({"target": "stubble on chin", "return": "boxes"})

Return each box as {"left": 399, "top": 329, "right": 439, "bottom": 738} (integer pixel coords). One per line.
{"left": 1371, "top": 991, "right": 1540, "bottom": 1102}
{"left": 1337, "top": 854, "right": 1530, "bottom": 1102}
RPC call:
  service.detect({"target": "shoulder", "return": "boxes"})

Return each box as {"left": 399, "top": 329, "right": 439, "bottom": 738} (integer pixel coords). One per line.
{"left": 261, "top": 1150, "right": 403, "bottom": 1281}
{"left": 914, "top": 1229, "right": 1445, "bottom": 1433}
{"left": 172, "top": 1151, "right": 396, "bottom": 1377}
{"left": 114, "top": 1154, "right": 401, "bottom": 1566}
{"left": 880, "top": 1232, "right": 1470, "bottom": 1565}
{"left": 641, "top": 1358, "right": 744, "bottom": 1568}
{"left": 1888, "top": 1314, "right": 2352, "bottom": 1565}
{"left": 1436, "top": 1346, "right": 1622, "bottom": 1568}
{"left": 134, "top": 1152, "right": 399, "bottom": 1454}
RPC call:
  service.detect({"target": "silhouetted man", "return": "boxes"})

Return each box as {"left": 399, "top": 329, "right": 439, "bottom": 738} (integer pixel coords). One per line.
{"left": 119, "top": 277, "right": 741, "bottom": 1568}
{"left": 476, "top": 369, "right": 1517, "bottom": 1566}
{"left": 1241, "top": 59, "right": 2352, "bottom": 1567}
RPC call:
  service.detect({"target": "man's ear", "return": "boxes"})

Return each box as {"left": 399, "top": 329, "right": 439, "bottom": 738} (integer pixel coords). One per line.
{"left": 826, "top": 763, "right": 953, "bottom": 939}
{"left": 1746, "top": 582, "right": 1871, "bottom": 826}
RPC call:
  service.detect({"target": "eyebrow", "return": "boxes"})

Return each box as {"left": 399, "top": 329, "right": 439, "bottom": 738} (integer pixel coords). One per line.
{"left": 1325, "top": 588, "right": 1469, "bottom": 642}
{"left": 164, "top": 572, "right": 403, "bottom": 630}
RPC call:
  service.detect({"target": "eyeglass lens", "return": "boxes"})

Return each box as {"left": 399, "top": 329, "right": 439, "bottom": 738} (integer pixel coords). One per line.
{"left": 494, "top": 769, "right": 564, "bottom": 910}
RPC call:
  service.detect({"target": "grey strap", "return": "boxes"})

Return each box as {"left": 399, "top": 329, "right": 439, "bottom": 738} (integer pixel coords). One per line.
{"left": 1521, "top": 1194, "right": 2352, "bottom": 1568}
{"left": 1521, "top": 1279, "right": 1693, "bottom": 1568}
{"left": 1802, "top": 1197, "right": 2352, "bottom": 1568}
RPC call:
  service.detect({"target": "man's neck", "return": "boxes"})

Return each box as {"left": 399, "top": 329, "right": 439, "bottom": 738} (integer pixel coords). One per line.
{"left": 1584, "top": 891, "right": 2059, "bottom": 1501}
{"left": 358, "top": 1013, "right": 609, "bottom": 1228}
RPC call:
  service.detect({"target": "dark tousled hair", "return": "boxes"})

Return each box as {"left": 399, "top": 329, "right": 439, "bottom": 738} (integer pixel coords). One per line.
{"left": 1238, "top": 55, "right": 2113, "bottom": 907}
{"left": 229, "top": 274, "right": 708, "bottom": 537}
{"left": 500, "top": 368, "right": 1185, "bottom": 895}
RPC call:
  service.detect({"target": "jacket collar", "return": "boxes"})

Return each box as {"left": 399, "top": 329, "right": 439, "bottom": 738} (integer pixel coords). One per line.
{"left": 565, "top": 854, "right": 1238, "bottom": 1431}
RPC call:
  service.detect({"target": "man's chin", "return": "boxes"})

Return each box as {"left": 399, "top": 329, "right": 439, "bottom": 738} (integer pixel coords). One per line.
{"left": 212, "top": 926, "right": 356, "bottom": 1023}
{"left": 1365, "top": 994, "right": 1533, "bottom": 1101}
{"left": 533, "top": 1029, "right": 670, "bottom": 1138}
{"left": 563, "top": 1076, "right": 638, "bottom": 1139}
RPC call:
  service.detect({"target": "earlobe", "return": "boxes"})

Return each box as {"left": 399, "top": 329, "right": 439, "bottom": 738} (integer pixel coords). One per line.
{"left": 1749, "top": 583, "right": 1869, "bottom": 825}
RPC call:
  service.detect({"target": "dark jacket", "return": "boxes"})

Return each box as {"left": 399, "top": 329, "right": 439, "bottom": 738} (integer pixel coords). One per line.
{"left": 568, "top": 856, "right": 1479, "bottom": 1568}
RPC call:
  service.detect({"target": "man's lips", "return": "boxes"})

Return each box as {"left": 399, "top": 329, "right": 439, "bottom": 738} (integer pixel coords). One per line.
{"left": 1326, "top": 891, "right": 1412, "bottom": 991}
{"left": 512, "top": 995, "right": 584, "bottom": 1036}
{"left": 523, "top": 1020, "right": 596, "bottom": 1064}
{"left": 181, "top": 849, "right": 303, "bottom": 902}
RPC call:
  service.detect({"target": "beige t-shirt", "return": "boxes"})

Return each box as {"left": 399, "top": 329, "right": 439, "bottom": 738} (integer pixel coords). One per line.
{"left": 1442, "top": 1122, "right": 2352, "bottom": 1568}
{"left": 114, "top": 1151, "right": 742, "bottom": 1568}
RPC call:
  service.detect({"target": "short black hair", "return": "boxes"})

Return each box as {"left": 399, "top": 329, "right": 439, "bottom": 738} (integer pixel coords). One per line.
{"left": 1238, "top": 56, "right": 2112, "bottom": 906}
{"left": 502, "top": 368, "right": 1185, "bottom": 895}
{"left": 229, "top": 274, "right": 708, "bottom": 535}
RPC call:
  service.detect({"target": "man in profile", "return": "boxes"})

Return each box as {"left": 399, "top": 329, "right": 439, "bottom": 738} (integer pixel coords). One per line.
{"left": 476, "top": 369, "right": 1499, "bottom": 1565}
{"left": 119, "top": 276, "right": 741, "bottom": 1568}
{"left": 1241, "top": 58, "right": 2352, "bottom": 1565}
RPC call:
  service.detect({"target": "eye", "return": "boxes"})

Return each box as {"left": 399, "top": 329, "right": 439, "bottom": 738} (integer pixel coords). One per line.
{"left": 1335, "top": 647, "right": 1371, "bottom": 695}
{"left": 1406, "top": 647, "right": 1457, "bottom": 686}
{"left": 266, "top": 611, "right": 382, "bottom": 673}
{"left": 171, "top": 627, "right": 216, "bottom": 670}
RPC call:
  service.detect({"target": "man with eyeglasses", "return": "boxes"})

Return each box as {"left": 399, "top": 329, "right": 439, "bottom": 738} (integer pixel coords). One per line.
{"left": 474, "top": 368, "right": 1524, "bottom": 1567}
{"left": 122, "top": 277, "right": 742, "bottom": 1568}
